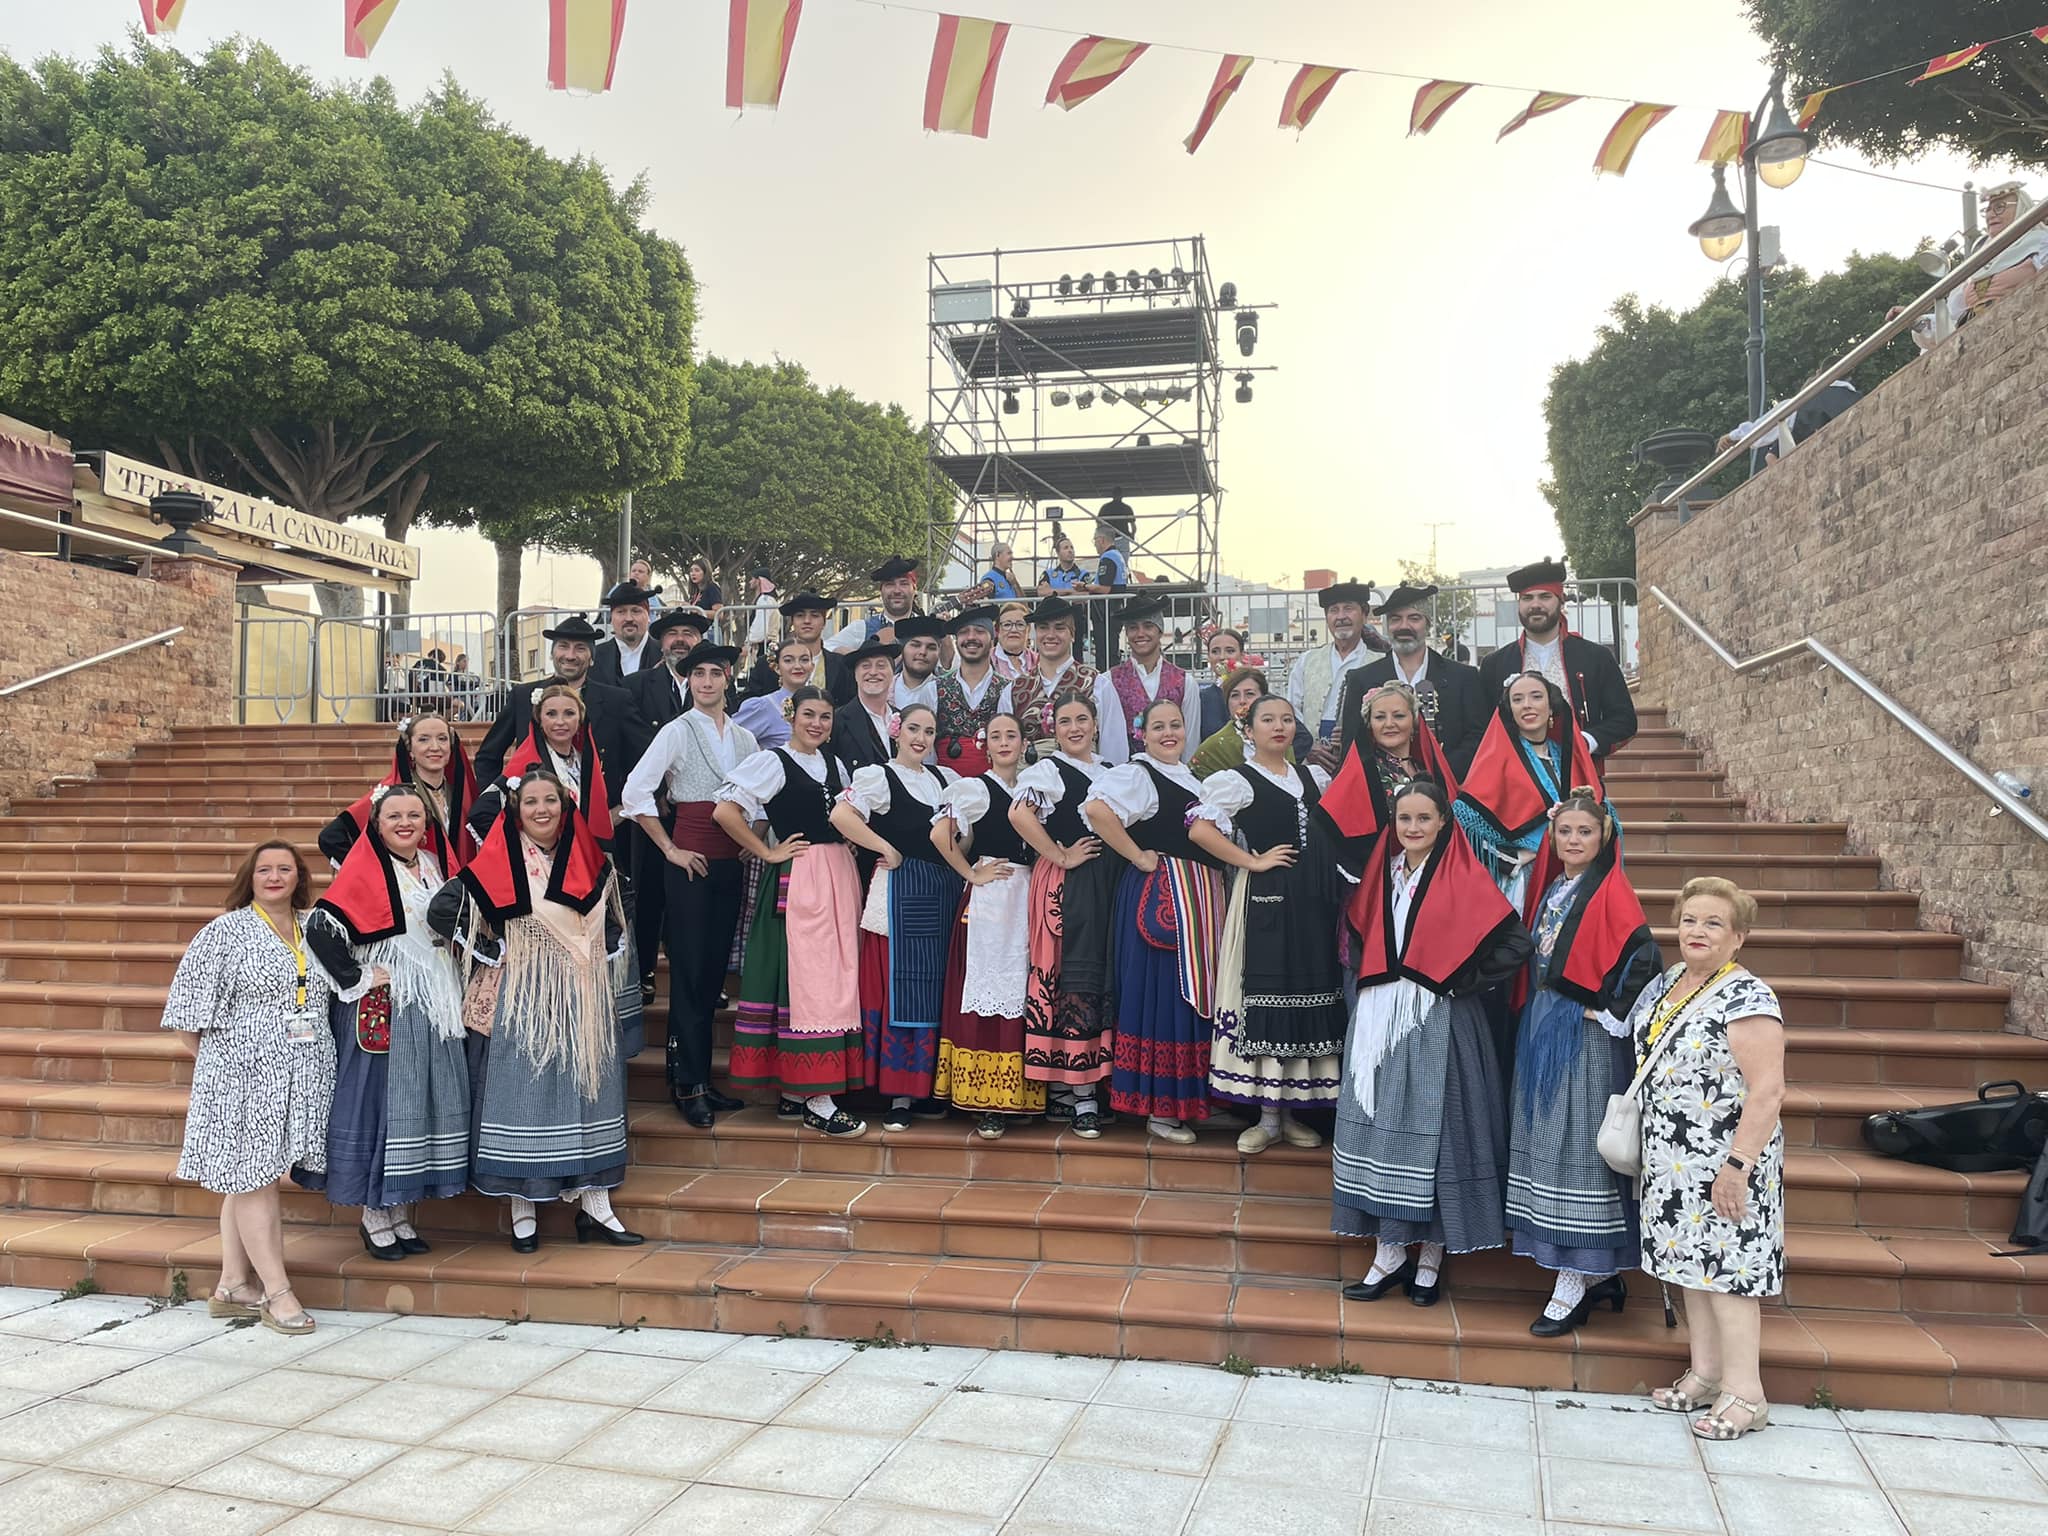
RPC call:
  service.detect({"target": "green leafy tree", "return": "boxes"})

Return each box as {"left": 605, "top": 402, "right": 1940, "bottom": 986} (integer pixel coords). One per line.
{"left": 0, "top": 38, "right": 694, "bottom": 608}
{"left": 1542, "top": 252, "right": 1927, "bottom": 580}
{"left": 1746, "top": 1, "right": 2048, "bottom": 168}
{"left": 632, "top": 356, "right": 954, "bottom": 602}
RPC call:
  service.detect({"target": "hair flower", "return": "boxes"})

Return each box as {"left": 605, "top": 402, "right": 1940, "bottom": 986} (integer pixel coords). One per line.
{"left": 887, "top": 710, "right": 904, "bottom": 740}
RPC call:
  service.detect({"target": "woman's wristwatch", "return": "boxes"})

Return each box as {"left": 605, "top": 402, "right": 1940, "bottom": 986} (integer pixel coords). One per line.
{"left": 1724, "top": 1152, "right": 1752, "bottom": 1174}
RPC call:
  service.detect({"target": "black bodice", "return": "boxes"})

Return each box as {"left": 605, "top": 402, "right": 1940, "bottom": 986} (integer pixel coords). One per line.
{"left": 1043, "top": 759, "right": 1098, "bottom": 846}
{"left": 1127, "top": 761, "right": 1221, "bottom": 867}
{"left": 869, "top": 764, "right": 953, "bottom": 864}
{"left": 1228, "top": 763, "right": 1321, "bottom": 849}
{"left": 965, "top": 775, "right": 1031, "bottom": 864}
{"left": 763, "top": 749, "right": 846, "bottom": 844}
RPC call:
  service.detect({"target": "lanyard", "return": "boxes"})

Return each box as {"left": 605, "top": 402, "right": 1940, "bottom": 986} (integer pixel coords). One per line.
{"left": 1642, "top": 961, "right": 1733, "bottom": 1057}
{"left": 253, "top": 905, "right": 308, "bottom": 1011}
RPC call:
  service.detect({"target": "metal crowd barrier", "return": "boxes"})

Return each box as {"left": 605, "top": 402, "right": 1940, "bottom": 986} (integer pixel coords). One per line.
{"left": 315, "top": 610, "right": 497, "bottom": 726}
{"left": 234, "top": 605, "right": 316, "bottom": 724}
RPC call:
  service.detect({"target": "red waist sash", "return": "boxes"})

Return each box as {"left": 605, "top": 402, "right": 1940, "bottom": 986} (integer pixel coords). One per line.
{"left": 673, "top": 802, "right": 740, "bottom": 859}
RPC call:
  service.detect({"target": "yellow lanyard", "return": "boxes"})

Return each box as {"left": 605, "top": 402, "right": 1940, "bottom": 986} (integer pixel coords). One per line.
{"left": 1642, "top": 961, "right": 1733, "bottom": 1058}
{"left": 253, "top": 905, "right": 309, "bottom": 1011}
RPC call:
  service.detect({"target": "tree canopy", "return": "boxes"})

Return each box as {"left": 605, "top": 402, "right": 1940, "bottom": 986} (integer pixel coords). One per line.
{"left": 0, "top": 37, "right": 695, "bottom": 549}
{"left": 1542, "top": 252, "right": 1927, "bottom": 580}
{"left": 1747, "top": 0, "right": 2048, "bottom": 168}
{"left": 631, "top": 356, "right": 954, "bottom": 601}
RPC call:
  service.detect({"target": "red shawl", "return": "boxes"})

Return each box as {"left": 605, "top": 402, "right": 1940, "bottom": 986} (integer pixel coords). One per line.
{"left": 1515, "top": 841, "right": 1651, "bottom": 1011}
{"left": 459, "top": 792, "right": 611, "bottom": 922}
{"left": 1456, "top": 687, "right": 1603, "bottom": 844}
{"left": 1348, "top": 823, "right": 1517, "bottom": 995}
{"left": 339, "top": 728, "right": 477, "bottom": 873}
{"left": 1319, "top": 711, "right": 1460, "bottom": 842}
{"left": 503, "top": 719, "right": 614, "bottom": 844}
{"left": 316, "top": 814, "right": 407, "bottom": 946}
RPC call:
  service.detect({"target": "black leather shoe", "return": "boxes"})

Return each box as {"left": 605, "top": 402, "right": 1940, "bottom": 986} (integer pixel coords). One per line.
{"left": 510, "top": 1227, "right": 540, "bottom": 1254}
{"left": 396, "top": 1233, "right": 431, "bottom": 1256}
{"left": 678, "top": 1092, "right": 715, "bottom": 1130}
{"left": 705, "top": 1088, "right": 746, "bottom": 1113}
{"left": 1405, "top": 1271, "right": 1444, "bottom": 1308}
{"left": 575, "top": 1210, "right": 645, "bottom": 1246}
{"left": 1340, "top": 1259, "right": 1415, "bottom": 1303}
{"left": 360, "top": 1224, "right": 405, "bottom": 1262}
{"left": 1530, "top": 1275, "right": 1627, "bottom": 1338}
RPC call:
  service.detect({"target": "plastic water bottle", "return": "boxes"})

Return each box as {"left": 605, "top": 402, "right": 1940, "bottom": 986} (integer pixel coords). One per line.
{"left": 1990, "top": 770, "right": 2032, "bottom": 817}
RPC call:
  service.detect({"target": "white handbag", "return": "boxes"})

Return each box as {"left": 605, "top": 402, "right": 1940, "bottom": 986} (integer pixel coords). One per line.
{"left": 1597, "top": 972, "right": 1728, "bottom": 1177}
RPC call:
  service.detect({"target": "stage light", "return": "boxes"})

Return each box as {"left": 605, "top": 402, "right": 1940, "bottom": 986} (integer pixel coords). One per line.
{"left": 1218, "top": 281, "right": 1238, "bottom": 306}
{"left": 1011, "top": 297, "right": 1030, "bottom": 319}
{"left": 1002, "top": 388, "right": 1019, "bottom": 416}
{"left": 1235, "top": 309, "right": 1259, "bottom": 356}
{"left": 1057, "top": 273, "right": 1073, "bottom": 295}
{"left": 1147, "top": 268, "right": 1165, "bottom": 290}
{"left": 1103, "top": 272, "right": 1119, "bottom": 293}
{"left": 1102, "top": 387, "right": 1121, "bottom": 404}
{"left": 1137, "top": 433, "right": 1152, "bottom": 447}
{"left": 1078, "top": 273, "right": 1095, "bottom": 294}
{"left": 1170, "top": 266, "right": 1187, "bottom": 287}
{"left": 1234, "top": 372, "right": 1253, "bottom": 404}
{"left": 1144, "top": 385, "right": 1168, "bottom": 404}
{"left": 1076, "top": 389, "right": 1095, "bottom": 409}
{"left": 1049, "top": 389, "right": 1072, "bottom": 406}
{"left": 1126, "top": 269, "right": 1142, "bottom": 291}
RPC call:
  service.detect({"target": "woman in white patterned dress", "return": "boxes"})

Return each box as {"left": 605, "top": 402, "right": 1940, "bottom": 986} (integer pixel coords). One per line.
{"left": 163, "top": 841, "right": 337, "bottom": 1337}
{"left": 1632, "top": 877, "right": 1786, "bottom": 1441}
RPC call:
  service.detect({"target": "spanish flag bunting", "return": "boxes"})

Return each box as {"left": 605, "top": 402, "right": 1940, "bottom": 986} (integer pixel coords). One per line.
{"left": 2037, "top": 26, "right": 2048, "bottom": 42}
{"left": 1183, "top": 53, "right": 1250, "bottom": 155}
{"left": 1912, "top": 44, "right": 1988, "bottom": 83}
{"left": 1796, "top": 87, "right": 1836, "bottom": 130}
{"left": 138, "top": 0, "right": 185, "bottom": 35}
{"left": 924, "top": 15, "right": 1009, "bottom": 138}
{"left": 1278, "top": 64, "right": 1347, "bottom": 132}
{"left": 344, "top": 0, "right": 402, "bottom": 60}
{"left": 1592, "top": 102, "right": 1671, "bottom": 176}
{"left": 726, "top": 0, "right": 803, "bottom": 110}
{"left": 1496, "top": 90, "right": 1577, "bottom": 141}
{"left": 1045, "top": 36, "right": 1148, "bottom": 111}
{"left": 1697, "top": 109, "right": 1749, "bottom": 165}
{"left": 547, "top": 0, "right": 629, "bottom": 94}
{"left": 1407, "top": 80, "right": 1472, "bottom": 136}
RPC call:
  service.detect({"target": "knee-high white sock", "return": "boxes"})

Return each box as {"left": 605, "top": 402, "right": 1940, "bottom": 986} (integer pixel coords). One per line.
{"left": 1543, "top": 1269, "right": 1589, "bottom": 1321}
{"left": 1415, "top": 1241, "right": 1446, "bottom": 1288}
{"left": 578, "top": 1187, "right": 624, "bottom": 1232}
{"left": 389, "top": 1204, "right": 417, "bottom": 1242}
{"left": 362, "top": 1206, "right": 397, "bottom": 1243}
{"left": 1364, "top": 1241, "right": 1409, "bottom": 1285}
{"left": 1258, "top": 1107, "right": 1282, "bottom": 1135}
{"left": 509, "top": 1196, "right": 537, "bottom": 1240}
{"left": 806, "top": 1093, "right": 838, "bottom": 1117}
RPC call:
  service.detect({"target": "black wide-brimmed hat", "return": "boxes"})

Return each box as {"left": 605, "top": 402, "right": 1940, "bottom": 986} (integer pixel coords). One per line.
{"left": 1318, "top": 578, "right": 1375, "bottom": 610}
{"left": 871, "top": 554, "right": 920, "bottom": 582}
{"left": 893, "top": 615, "right": 947, "bottom": 644}
{"left": 543, "top": 615, "right": 603, "bottom": 644}
{"left": 779, "top": 590, "right": 833, "bottom": 616}
{"left": 649, "top": 606, "right": 709, "bottom": 640}
{"left": 1030, "top": 595, "right": 1083, "bottom": 626}
{"left": 600, "top": 581, "right": 658, "bottom": 609}
{"left": 846, "top": 636, "right": 904, "bottom": 666}
{"left": 1506, "top": 557, "right": 1569, "bottom": 593}
{"left": 1374, "top": 583, "right": 1439, "bottom": 616}
{"left": 1118, "top": 593, "right": 1171, "bottom": 629}
{"left": 676, "top": 642, "right": 740, "bottom": 671}
{"left": 947, "top": 605, "right": 999, "bottom": 634}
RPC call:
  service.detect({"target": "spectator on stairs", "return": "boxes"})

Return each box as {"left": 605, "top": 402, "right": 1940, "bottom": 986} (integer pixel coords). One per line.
{"left": 295, "top": 785, "right": 470, "bottom": 1264}
{"left": 1888, "top": 180, "right": 2046, "bottom": 350}
{"left": 162, "top": 840, "right": 335, "bottom": 1337}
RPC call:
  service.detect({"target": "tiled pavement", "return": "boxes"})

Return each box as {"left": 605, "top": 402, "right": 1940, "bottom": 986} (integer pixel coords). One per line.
{"left": 0, "top": 1288, "right": 2045, "bottom": 1534}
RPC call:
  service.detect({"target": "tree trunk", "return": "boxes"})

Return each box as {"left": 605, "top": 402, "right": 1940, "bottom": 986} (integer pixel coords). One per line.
{"left": 595, "top": 549, "right": 621, "bottom": 598}
{"left": 381, "top": 471, "right": 430, "bottom": 619}
{"left": 492, "top": 534, "right": 523, "bottom": 621}
{"left": 313, "top": 582, "right": 364, "bottom": 619}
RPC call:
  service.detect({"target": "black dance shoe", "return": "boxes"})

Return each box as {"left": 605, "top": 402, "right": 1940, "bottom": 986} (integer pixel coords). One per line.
{"left": 705, "top": 1087, "right": 747, "bottom": 1113}
{"left": 574, "top": 1210, "right": 646, "bottom": 1246}
{"left": 678, "top": 1091, "right": 715, "bottom": 1130}
{"left": 882, "top": 1104, "right": 914, "bottom": 1132}
{"left": 1405, "top": 1268, "right": 1444, "bottom": 1308}
{"left": 802, "top": 1106, "right": 868, "bottom": 1138}
{"left": 360, "top": 1224, "right": 405, "bottom": 1262}
{"left": 1529, "top": 1275, "right": 1627, "bottom": 1338}
{"left": 1340, "top": 1259, "right": 1415, "bottom": 1303}
{"left": 640, "top": 978, "right": 658, "bottom": 1005}
{"left": 396, "top": 1232, "right": 431, "bottom": 1256}
{"left": 776, "top": 1097, "right": 805, "bottom": 1120}
{"left": 510, "top": 1227, "right": 540, "bottom": 1254}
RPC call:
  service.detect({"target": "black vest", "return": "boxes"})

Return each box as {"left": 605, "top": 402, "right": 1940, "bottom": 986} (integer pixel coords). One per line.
{"left": 1128, "top": 761, "right": 1221, "bottom": 867}
{"left": 762, "top": 749, "right": 846, "bottom": 844}
{"left": 1229, "top": 763, "right": 1321, "bottom": 850}
{"left": 1044, "top": 759, "right": 1098, "bottom": 845}
{"left": 870, "top": 764, "right": 953, "bottom": 865}
{"left": 966, "top": 775, "right": 1031, "bottom": 865}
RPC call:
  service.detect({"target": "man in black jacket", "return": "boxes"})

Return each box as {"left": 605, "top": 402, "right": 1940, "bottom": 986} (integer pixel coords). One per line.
{"left": 630, "top": 607, "right": 712, "bottom": 731}
{"left": 590, "top": 582, "right": 658, "bottom": 688}
{"left": 830, "top": 636, "right": 901, "bottom": 771}
{"left": 1477, "top": 557, "right": 1637, "bottom": 759}
{"left": 741, "top": 592, "right": 854, "bottom": 705}
{"left": 1335, "top": 583, "right": 1490, "bottom": 776}
{"left": 475, "top": 615, "right": 649, "bottom": 806}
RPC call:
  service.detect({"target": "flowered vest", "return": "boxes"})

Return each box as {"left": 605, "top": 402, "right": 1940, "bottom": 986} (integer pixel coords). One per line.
{"left": 935, "top": 666, "right": 1004, "bottom": 773}
{"left": 1012, "top": 662, "right": 1099, "bottom": 748}
{"left": 1109, "top": 661, "right": 1187, "bottom": 749}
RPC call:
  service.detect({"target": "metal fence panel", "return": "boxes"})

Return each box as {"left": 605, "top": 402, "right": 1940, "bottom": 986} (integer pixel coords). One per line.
{"left": 234, "top": 606, "right": 315, "bottom": 724}
{"left": 315, "top": 611, "right": 498, "bottom": 725}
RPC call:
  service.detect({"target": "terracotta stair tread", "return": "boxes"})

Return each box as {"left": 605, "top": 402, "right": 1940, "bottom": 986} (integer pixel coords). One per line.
{"left": 1784, "top": 1026, "right": 2048, "bottom": 1058}
{"left": 1789, "top": 1147, "right": 2027, "bottom": 1195}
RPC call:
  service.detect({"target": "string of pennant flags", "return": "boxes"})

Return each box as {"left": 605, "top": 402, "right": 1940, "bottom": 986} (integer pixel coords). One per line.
{"left": 136, "top": 1, "right": 2048, "bottom": 176}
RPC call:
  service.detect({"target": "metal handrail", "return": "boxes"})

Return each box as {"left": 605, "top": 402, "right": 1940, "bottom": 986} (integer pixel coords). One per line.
{"left": 0, "top": 505, "right": 173, "bottom": 562}
{"left": 0, "top": 628, "right": 184, "bottom": 698}
{"left": 1641, "top": 194, "right": 2048, "bottom": 517}
{"left": 1648, "top": 586, "right": 2047, "bottom": 843}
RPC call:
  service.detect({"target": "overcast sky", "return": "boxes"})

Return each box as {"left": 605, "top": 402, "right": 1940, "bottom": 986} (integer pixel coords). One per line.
{"left": 4, "top": 1, "right": 2013, "bottom": 611}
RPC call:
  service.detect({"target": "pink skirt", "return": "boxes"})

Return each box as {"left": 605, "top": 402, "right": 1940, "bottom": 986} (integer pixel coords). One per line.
{"left": 786, "top": 844, "right": 861, "bottom": 1035}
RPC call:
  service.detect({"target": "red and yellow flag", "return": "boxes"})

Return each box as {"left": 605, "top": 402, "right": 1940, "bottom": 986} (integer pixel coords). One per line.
{"left": 1796, "top": 87, "right": 1837, "bottom": 130}
{"left": 138, "top": 0, "right": 186, "bottom": 35}
{"left": 726, "top": 0, "right": 803, "bottom": 110}
{"left": 344, "top": 0, "right": 402, "bottom": 59}
{"left": 924, "top": 15, "right": 1009, "bottom": 137}
{"left": 1698, "top": 109, "right": 1749, "bottom": 165}
{"left": 1278, "top": 64, "right": 1347, "bottom": 132}
{"left": 2036, "top": 26, "right": 2048, "bottom": 42}
{"left": 1183, "top": 54, "right": 1250, "bottom": 155}
{"left": 1913, "top": 44, "right": 1988, "bottom": 83}
{"left": 1593, "top": 102, "right": 1672, "bottom": 176}
{"left": 547, "top": 0, "right": 629, "bottom": 93}
{"left": 1408, "top": 80, "right": 1471, "bottom": 136}
{"left": 1045, "top": 36, "right": 1147, "bottom": 111}
{"left": 1496, "top": 91, "right": 1577, "bottom": 141}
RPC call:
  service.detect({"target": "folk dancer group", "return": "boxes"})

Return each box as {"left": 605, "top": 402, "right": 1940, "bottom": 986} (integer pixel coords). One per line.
{"left": 167, "top": 554, "right": 1788, "bottom": 1364}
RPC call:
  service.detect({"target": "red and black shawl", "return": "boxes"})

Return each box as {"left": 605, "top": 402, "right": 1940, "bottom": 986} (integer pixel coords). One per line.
{"left": 338, "top": 728, "right": 478, "bottom": 873}
{"left": 458, "top": 789, "right": 611, "bottom": 923}
{"left": 1319, "top": 710, "right": 1461, "bottom": 842}
{"left": 502, "top": 718, "right": 615, "bottom": 845}
{"left": 315, "top": 811, "right": 408, "bottom": 946}
{"left": 1456, "top": 679, "right": 1603, "bottom": 845}
{"left": 1348, "top": 823, "right": 1518, "bottom": 996}
{"left": 1515, "top": 839, "right": 1653, "bottom": 1012}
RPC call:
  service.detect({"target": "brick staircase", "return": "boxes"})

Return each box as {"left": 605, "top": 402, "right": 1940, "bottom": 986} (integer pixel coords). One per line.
{"left": 1, "top": 710, "right": 2045, "bottom": 1416}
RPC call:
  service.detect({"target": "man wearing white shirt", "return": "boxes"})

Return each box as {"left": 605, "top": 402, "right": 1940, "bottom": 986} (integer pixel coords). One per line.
{"left": 1336, "top": 582, "right": 1490, "bottom": 776}
{"left": 1105, "top": 594, "right": 1197, "bottom": 764}
{"left": 891, "top": 615, "right": 946, "bottom": 713}
{"left": 591, "top": 581, "right": 657, "bottom": 686}
{"left": 1286, "top": 578, "right": 1381, "bottom": 762}
{"left": 825, "top": 553, "right": 923, "bottom": 654}
{"left": 934, "top": 607, "right": 1009, "bottom": 774}
{"left": 1007, "top": 595, "right": 1129, "bottom": 765}
{"left": 831, "top": 637, "right": 900, "bottom": 770}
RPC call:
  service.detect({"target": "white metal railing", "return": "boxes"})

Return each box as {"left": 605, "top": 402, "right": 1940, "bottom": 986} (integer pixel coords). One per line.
{"left": 0, "top": 504, "right": 169, "bottom": 565}
{"left": 1649, "top": 585, "right": 2047, "bottom": 843}
{"left": 0, "top": 628, "right": 183, "bottom": 698}
{"left": 1643, "top": 194, "right": 2048, "bottom": 516}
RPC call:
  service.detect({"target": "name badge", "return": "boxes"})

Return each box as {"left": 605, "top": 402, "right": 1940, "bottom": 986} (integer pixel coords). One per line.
{"left": 285, "top": 1009, "right": 320, "bottom": 1044}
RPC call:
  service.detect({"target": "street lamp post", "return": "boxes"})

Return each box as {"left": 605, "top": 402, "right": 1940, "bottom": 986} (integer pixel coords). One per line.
{"left": 1688, "top": 70, "right": 1812, "bottom": 420}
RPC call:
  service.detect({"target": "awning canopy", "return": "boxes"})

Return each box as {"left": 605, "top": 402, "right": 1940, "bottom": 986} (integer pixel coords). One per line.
{"left": 0, "top": 425, "right": 73, "bottom": 511}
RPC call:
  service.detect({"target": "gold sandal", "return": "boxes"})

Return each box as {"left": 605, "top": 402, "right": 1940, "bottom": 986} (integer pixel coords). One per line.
{"left": 1650, "top": 1369, "right": 1721, "bottom": 1413}
{"left": 1692, "top": 1392, "right": 1770, "bottom": 1440}
{"left": 259, "top": 1287, "right": 316, "bottom": 1336}
{"left": 208, "top": 1282, "right": 261, "bottom": 1320}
